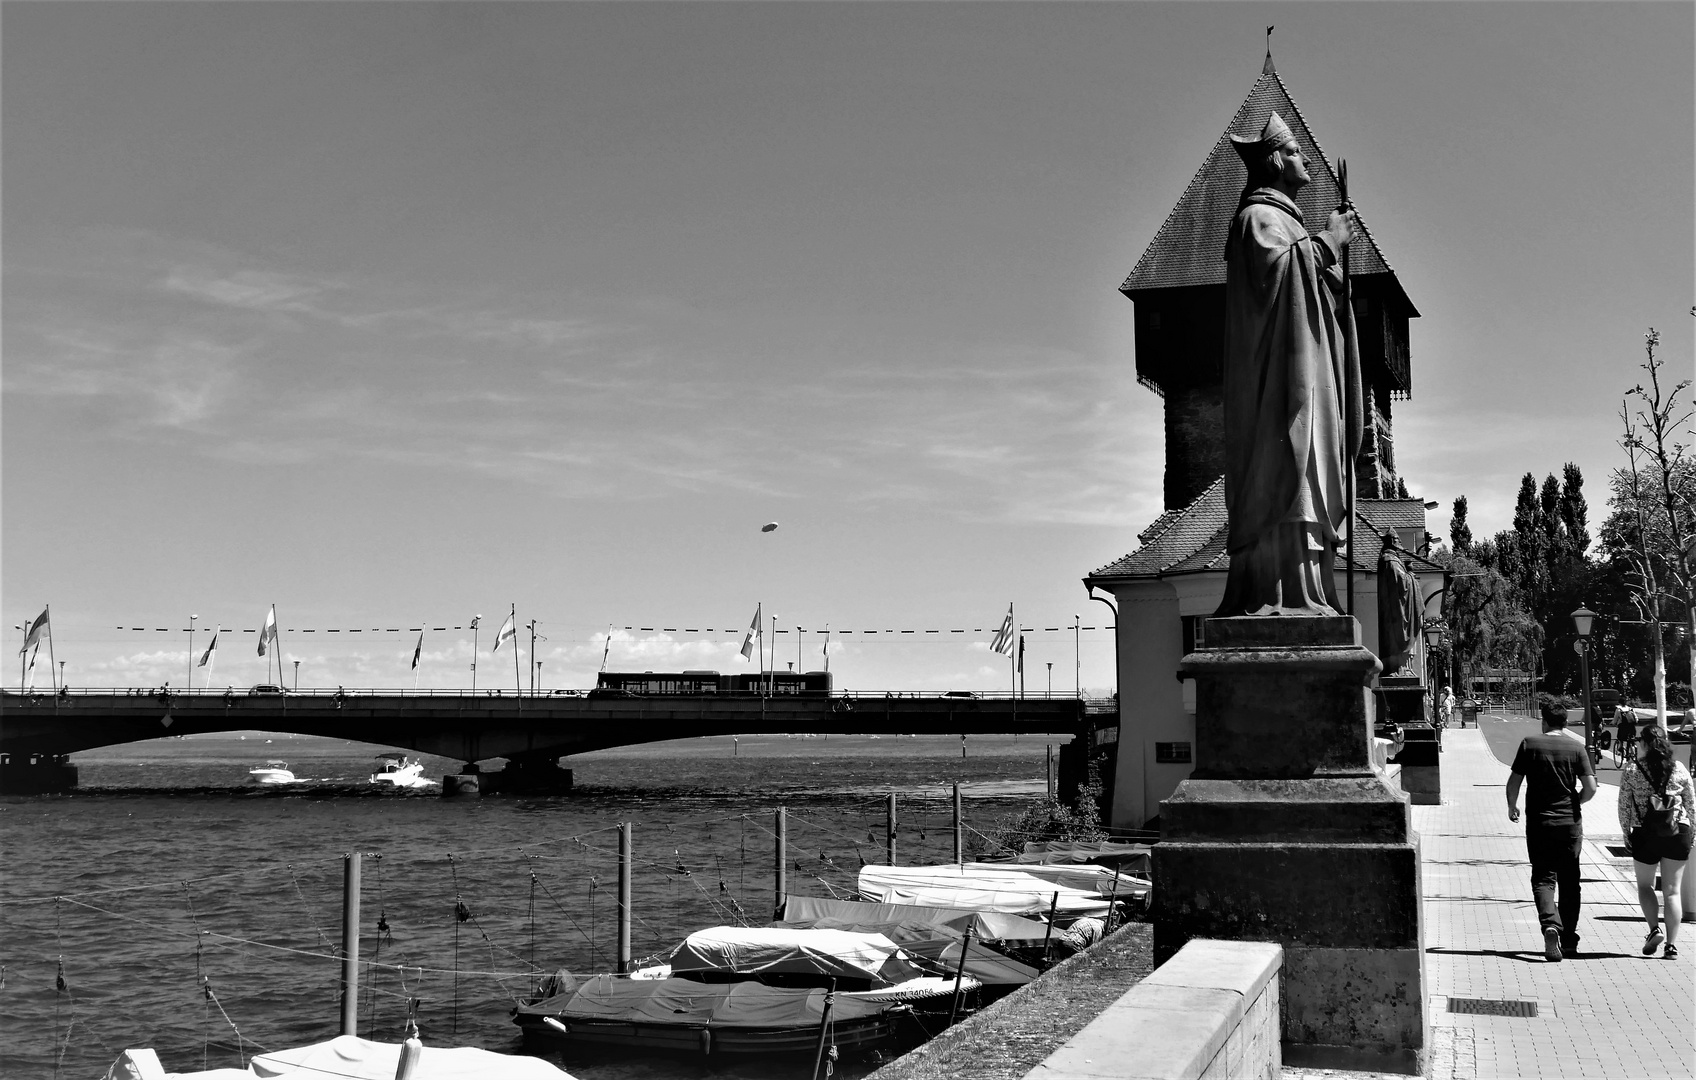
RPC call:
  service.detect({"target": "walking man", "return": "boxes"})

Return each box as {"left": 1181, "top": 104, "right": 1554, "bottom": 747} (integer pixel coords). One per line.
{"left": 1507, "top": 699, "right": 1597, "bottom": 960}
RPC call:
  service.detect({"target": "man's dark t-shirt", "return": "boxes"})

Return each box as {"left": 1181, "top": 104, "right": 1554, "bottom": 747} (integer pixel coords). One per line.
{"left": 1511, "top": 731, "right": 1594, "bottom": 827}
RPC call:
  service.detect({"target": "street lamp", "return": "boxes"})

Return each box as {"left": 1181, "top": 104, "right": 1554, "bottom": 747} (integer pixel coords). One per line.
{"left": 1423, "top": 624, "right": 1444, "bottom": 722}
{"left": 293, "top": 660, "right": 300, "bottom": 692}
{"left": 188, "top": 615, "right": 198, "bottom": 693}
{"left": 1046, "top": 662, "right": 1053, "bottom": 699}
{"left": 1572, "top": 606, "right": 1597, "bottom": 754}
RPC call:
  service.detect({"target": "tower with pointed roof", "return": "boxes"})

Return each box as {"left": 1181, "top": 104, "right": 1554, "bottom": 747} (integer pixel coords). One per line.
{"left": 1122, "top": 53, "right": 1418, "bottom": 511}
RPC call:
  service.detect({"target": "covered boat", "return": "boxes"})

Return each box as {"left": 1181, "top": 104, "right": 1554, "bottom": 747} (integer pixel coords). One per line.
{"left": 368, "top": 753, "right": 436, "bottom": 789}
{"left": 1013, "top": 840, "right": 1153, "bottom": 877}
{"left": 513, "top": 974, "right": 904, "bottom": 1056}
{"left": 102, "top": 1035, "right": 575, "bottom": 1079}
{"left": 778, "top": 895, "right": 1044, "bottom": 988}
{"left": 856, "top": 863, "right": 1122, "bottom": 918}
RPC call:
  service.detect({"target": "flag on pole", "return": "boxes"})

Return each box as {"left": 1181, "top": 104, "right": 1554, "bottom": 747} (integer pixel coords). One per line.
{"left": 492, "top": 611, "right": 516, "bottom": 652}
{"left": 25, "top": 644, "right": 39, "bottom": 689}
{"left": 258, "top": 605, "right": 278, "bottom": 656}
{"left": 198, "top": 628, "right": 219, "bottom": 667}
{"left": 989, "top": 605, "right": 1014, "bottom": 655}
{"left": 739, "top": 605, "right": 761, "bottom": 661}
{"left": 411, "top": 632, "right": 423, "bottom": 670}
{"left": 18, "top": 607, "right": 48, "bottom": 657}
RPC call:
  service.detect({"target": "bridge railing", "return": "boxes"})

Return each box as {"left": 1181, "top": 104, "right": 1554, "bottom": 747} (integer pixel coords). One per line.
{"left": 7, "top": 686, "right": 1112, "bottom": 706}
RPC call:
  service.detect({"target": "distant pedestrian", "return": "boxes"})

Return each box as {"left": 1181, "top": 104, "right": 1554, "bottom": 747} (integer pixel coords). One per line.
{"left": 1440, "top": 686, "right": 1455, "bottom": 728}
{"left": 1617, "top": 708, "right": 1639, "bottom": 762}
{"left": 1619, "top": 724, "right": 1695, "bottom": 959}
{"left": 1506, "top": 699, "right": 1596, "bottom": 961}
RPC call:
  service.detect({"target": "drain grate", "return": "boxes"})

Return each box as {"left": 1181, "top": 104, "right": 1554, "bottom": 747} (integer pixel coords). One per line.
{"left": 1607, "top": 845, "right": 1632, "bottom": 858}
{"left": 1449, "top": 997, "right": 1538, "bottom": 1017}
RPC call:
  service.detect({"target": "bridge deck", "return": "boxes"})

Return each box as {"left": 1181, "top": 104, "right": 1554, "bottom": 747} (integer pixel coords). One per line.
{"left": 1, "top": 689, "right": 1107, "bottom": 763}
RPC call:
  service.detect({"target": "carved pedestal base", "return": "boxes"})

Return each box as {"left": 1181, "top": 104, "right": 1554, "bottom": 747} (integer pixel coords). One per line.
{"left": 1153, "top": 616, "right": 1426, "bottom": 1074}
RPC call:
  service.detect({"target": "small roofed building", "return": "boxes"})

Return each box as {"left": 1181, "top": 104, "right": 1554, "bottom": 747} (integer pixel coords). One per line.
{"left": 1089, "top": 57, "right": 1433, "bottom": 832}
{"left": 1086, "top": 483, "right": 1446, "bottom": 830}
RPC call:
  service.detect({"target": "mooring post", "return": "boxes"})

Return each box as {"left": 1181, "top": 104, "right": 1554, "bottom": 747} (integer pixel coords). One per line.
{"left": 885, "top": 793, "right": 896, "bottom": 866}
{"left": 340, "top": 852, "right": 361, "bottom": 1036}
{"left": 774, "top": 807, "right": 788, "bottom": 920}
{"left": 952, "top": 782, "right": 963, "bottom": 865}
{"left": 1046, "top": 744, "right": 1054, "bottom": 799}
{"left": 617, "top": 823, "right": 632, "bottom": 974}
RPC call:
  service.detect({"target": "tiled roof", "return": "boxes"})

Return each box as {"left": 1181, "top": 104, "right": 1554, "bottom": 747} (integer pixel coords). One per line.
{"left": 1088, "top": 484, "right": 1437, "bottom": 583}
{"left": 1121, "top": 62, "right": 1406, "bottom": 303}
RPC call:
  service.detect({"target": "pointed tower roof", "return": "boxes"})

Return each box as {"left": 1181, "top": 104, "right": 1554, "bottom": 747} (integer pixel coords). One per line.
{"left": 1121, "top": 63, "right": 1416, "bottom": 317}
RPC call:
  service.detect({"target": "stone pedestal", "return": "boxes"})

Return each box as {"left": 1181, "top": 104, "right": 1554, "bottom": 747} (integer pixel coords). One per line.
{"left": 1375, "top": 674, "right": 1431, "bottom": 728}
{"left": 1153, "top": 616, "right": 1426, "bottom": 1074}
{"left": 1392, "top": 725, "right": 1442, "bottom": 805}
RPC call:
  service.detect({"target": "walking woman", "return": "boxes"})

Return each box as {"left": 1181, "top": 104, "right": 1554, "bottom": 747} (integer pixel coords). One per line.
{"left": 1619, "top": 724, "right": 1696, "bottom": 958}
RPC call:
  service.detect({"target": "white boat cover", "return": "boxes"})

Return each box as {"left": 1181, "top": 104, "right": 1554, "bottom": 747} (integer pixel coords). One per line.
{"left": 103, "top": 1037, "right": 575, "bottom": 1080}
{"left": 780, "top": 894, "right": 1052, "bottom": 944}
{"left": 894, "top": 939, "right": 1040, "bottom": 986}
{"left": 520, "top": 974, "right": 889, "bottom": 1029}
{"left": 667, "top": 926, "right": 912, "bottom": 983}
{"left": 857, "top": 864, "right": 1111, "bottom": 917}
{"left": 961, "top": 861, "right": 1150, "bottom": 900}
{"left": 1016, "top": 840, "right": 1153, "bottom": 876}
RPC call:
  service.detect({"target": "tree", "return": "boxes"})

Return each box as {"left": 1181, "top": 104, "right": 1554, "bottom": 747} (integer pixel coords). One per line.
{"left": 1438, "top": 544, "right": 1542, "bottom": 704}
{"left": 1606, "top": 328, "right": 1695, "bottom": 723}
{"left": 1450, "top": 496, "right": 1473, "bottom": 555}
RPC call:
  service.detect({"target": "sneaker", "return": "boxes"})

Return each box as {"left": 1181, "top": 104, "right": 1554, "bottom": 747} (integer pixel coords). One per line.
{"left": 1665, "top": 943, "right": 1679, "bottom": 960}
{"left": 1544, "top": 927, "right": 1563, "bottom": 962}
{"left": 1560, "top": 935, "right": 1580, "bottom": 959}
{"left": 1644, "top": 927, "right": 1665, "bottom": 956}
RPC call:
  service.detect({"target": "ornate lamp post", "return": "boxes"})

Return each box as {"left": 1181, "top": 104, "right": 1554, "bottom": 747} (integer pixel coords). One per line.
{"left": 1423, "top": 624, "right": 1445, "bottom": 722}
{"left": 1572, "top": 606, "right": 1597, "bottom": 753}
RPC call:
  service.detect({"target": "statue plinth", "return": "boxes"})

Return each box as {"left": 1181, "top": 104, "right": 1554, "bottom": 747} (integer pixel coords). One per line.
{"left": 1153, "top": 615, "right": 1426, "bottom": 1074}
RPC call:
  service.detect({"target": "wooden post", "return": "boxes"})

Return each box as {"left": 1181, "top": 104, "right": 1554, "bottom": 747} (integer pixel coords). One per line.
{"left": 809, "top": 986, "right": 836, "bottom": 1080}
{"left": 339, "top": 852, "right": 361, "bottom": 1036}
{"left": 885, "top": 793, "right": 897, "bottom": 866}
{"left": 617, "top": 823, "right": 632, "bottom": 974}
{"left": 1046, "top": 744, "right": 1054, "bottom": 799}
{"left": 952, "top": 783, "right": 963, "bottom": 865}
{"left": 774, "top": 807, "right": 788, "bottom": 920}
{"left": 1040, "top": 891, "right": 1060, "bottom": 962}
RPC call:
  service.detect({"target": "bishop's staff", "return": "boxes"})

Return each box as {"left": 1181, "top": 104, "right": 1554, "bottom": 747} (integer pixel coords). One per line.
{"left": 1338, "top": 158, "right": 1358, "bottom": 618}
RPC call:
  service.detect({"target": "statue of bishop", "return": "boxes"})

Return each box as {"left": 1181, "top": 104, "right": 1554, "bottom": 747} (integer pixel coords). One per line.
{"left": 1214, "top": 112, "right": 1363, "bottom": 618}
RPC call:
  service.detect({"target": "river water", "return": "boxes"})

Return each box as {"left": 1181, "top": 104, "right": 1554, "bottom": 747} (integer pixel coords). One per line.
{"left": 0, "top": 731, "right": 1066, "bottom": 1079}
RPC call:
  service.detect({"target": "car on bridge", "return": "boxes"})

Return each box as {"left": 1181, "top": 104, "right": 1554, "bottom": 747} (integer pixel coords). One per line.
{"left": 248, "top": 684, "right": 287, "bottom": 695}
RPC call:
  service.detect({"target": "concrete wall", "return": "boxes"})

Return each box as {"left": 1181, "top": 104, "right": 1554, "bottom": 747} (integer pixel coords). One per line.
{"left": 1024, "top": 938, "right": 1282, "bottom": 1080}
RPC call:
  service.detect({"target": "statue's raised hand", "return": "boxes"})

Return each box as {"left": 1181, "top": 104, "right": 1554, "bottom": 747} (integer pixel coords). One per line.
{"left": 1326, "top": 209, "right": 1356, "bottom": 250}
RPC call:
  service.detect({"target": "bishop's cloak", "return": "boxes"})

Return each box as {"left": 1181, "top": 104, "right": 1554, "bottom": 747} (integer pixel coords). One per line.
{"left": 1215, "top": 187, "right": 1363, "bottom": 617}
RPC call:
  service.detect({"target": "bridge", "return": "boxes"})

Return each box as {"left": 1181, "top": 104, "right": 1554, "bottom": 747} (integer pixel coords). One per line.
{"left": 0, "top": 688, "right": 1114, "bottom": 794}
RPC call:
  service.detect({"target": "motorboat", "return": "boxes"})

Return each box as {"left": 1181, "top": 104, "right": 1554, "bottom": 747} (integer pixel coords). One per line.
{"left": 368, "top": 753, "right": 436, "bottom": 789}
{"left": 247, "top": 760, "right": 297, "bottom": 785}
{"left": 102, "top": 1034, "right": 577, "bottom": 1078}
{"left": 513, "top": 974, "right": 909, "bottom": 1057}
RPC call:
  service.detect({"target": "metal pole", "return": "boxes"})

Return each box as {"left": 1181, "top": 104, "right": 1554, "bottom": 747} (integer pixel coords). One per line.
{"left": 809, "top": 986, "right": 836, "bottom": 1080}
{"left": 617, "top": 823, "right": 632, "bottom": 973}
{"left": 885, "top": 794, "right": 897, "bottom": 866}
{"left": 1074, "top": 614, "right": 1081, "bottom": 698}
{"left": 1040, "top": 891, "right": 1060, "bottom": 962}
{"left": 1046, "top": 744, "right": 1054, "bottom": 799}
{"left": 947, "top": 924, "right": 975, "bottom": 1025}
{"left": 774, "top": 807, "right": 788, "bottom": 920}
{"left": 293, "top": 660, "right": 300, "bottom": 692}
{"left": 952, "top": 783, "right": 963, "bottom": 865}
{"left": 187, "top": 615, "right": 196, "bottom": 693}
{"left": 1581, "top": 641, "right": 1594, "bottom": 756}
{"left": 340, "top": 852, "right": 361, "bottom": 1036}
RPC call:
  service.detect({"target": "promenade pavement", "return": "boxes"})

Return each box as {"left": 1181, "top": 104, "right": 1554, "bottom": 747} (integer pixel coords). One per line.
{"left": 1285, "top": 717, "right": 1694, "bottom": 1080}
{"left": 1414, "top": 720, "right": 1695, "bottom": 1080}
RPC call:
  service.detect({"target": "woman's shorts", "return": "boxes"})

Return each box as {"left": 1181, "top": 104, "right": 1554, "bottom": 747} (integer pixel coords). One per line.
{"left": 1631, "top": 823, "right": 1695, "bottom": 864}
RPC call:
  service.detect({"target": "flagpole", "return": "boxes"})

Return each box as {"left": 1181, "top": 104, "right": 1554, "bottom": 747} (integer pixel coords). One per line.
{"left": 768, "top": 614, "right": 776, "bottom": 695}
{"left": 512, "top": 604, "right": 521, "bottom": 694}
{"left": 1009, "top": 604, "right": 1016, "bottom": 698}
{"left": 601, "top": 624, "right": 613, "bottom": 674}
{"left": 471, "top": 617, "right": 480, "bottom": 692}
{"left": 46, "top": 606, "right": 57, "bottom": 692}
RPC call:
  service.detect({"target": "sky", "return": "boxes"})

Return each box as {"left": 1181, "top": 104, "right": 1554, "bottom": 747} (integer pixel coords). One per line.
{"left": 4, "top": 2, "right": 1692, "bottom": 696}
